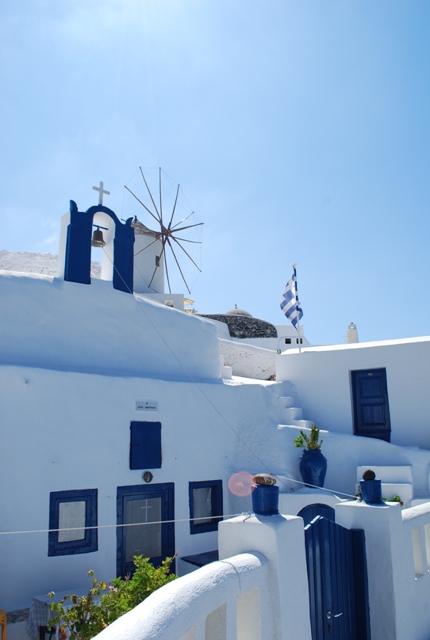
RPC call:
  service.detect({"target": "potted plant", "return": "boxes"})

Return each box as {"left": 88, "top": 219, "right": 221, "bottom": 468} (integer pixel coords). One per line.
{"left": 359, "top": 468, "right": 384, "bottom": 505}
{"left": 294, "top": 424, "right": 327, "bottom": 488}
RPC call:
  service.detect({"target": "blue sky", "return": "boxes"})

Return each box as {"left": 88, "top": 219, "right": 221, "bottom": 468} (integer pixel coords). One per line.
{"left": 1, "top": 1, "right": 430, "bottom": 345}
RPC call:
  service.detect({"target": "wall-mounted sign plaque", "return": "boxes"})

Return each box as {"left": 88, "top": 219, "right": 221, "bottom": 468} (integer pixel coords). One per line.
{"left": 135, "top": 400, "right": 158, "bottom": 411}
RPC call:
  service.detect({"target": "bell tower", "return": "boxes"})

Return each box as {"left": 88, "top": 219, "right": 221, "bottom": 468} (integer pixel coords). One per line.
{"left": 57, "top": 189, "right": 135, "bottom": 294}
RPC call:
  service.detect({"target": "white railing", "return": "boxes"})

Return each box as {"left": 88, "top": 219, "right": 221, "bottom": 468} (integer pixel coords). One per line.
{"left": 94, "top": 552, "right": 272, "bottom": 640}
{"left": 396, "top": 501, "right": 430, "bottom": 639}
{"left": 402, "top": 501, "right": 430, "bottom": 580}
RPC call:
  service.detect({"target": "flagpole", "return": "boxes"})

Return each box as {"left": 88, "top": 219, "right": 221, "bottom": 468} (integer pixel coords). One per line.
{"left": 292, "top": 263, "right": 302, "bottom": 354}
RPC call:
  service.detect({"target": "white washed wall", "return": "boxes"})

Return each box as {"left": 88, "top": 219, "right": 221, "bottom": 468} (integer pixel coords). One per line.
{"left": 0, "top": 274, "right": 221, "bottom": 381}
{"left": 0, "top": 363, "right": 295, "bottom": 611}
{"left": 219, "top": 339, "right": 276, "bottom": 380}
{"left": 276, "top": 337, "right": 430, "bottom": 449}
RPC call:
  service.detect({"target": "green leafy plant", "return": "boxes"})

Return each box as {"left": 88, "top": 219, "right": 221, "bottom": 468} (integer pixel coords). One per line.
{"left": 294, "top": 424, "right": 322, "bottom": 450}
{"left": 48, "top": 555, "right": 177, "bottom": 640}
{"left": 382, "top": 496, "right": 403, "bottom": 505}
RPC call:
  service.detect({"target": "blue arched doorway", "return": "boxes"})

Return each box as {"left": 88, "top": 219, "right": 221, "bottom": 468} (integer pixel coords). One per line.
{"left": 297, "top": 503, "right": 335, "bottom": 526}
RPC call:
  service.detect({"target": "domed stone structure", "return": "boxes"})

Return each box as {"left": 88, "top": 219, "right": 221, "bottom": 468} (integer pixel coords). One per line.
{"left": 225, "top": 307, "right": 253, "bottom": 317}
{"left": 199, "top": 307, "right": 277, "bottom": 339}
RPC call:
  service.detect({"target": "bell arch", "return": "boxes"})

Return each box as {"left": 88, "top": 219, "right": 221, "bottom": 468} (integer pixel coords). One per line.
{"left": 64, "top": 200, "right": 135, "bottom": 294}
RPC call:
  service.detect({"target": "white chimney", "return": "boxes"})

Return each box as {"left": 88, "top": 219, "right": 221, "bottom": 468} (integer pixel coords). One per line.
{"left": 346, "top": 322, "right": 359, "bottom": 344}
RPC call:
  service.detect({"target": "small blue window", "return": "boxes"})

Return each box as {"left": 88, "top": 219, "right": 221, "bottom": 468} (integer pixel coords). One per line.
{"left": 130, "top": 422, "right": 162, "bottom": 469}
{"left": 189, "top": 480, "right": 223, "bottom": 534}
{"left": 48, "top": 489, "right": 98, "bottom": 556}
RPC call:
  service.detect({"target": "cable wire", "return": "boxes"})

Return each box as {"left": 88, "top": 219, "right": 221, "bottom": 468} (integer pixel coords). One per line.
{"left": 0, "top": 513, "right": 246, "bottom": 536}
{"left": 0, "top": 248, "right": 359, "bottom": 541}
{"left": 102, "top": 247, "right": 359, "bottom": 500}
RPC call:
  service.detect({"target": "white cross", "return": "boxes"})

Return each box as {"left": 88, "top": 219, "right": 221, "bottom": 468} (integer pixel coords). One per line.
{"left": 92, "top": 181, "right": 110, "bottom": 205}
{"left": 140, "top": 500, "right": 153, "bottom": 523}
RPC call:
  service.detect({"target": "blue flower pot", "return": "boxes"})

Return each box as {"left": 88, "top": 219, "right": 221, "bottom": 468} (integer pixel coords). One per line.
{"left": 252, "top": 484, "right": 279, "bottom": 515}
{"left": 360, "top": 479, "right": 384, "bottom": 505}
{"left": 299, "top": 449, "right": 327, "bottom": 488}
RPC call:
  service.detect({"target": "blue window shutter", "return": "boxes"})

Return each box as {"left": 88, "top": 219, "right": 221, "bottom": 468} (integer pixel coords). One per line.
{"left": 130, "top": 422, "right": 162, "bottom": 469}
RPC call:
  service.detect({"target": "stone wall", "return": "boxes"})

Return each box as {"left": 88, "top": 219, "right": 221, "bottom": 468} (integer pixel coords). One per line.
{"left": 200, "top": 314, "right": 277, "bottom": 339}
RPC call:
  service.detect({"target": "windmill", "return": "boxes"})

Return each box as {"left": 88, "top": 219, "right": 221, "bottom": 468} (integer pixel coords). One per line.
{"left": 124, "top": 167, "right": 203, "bottom": 295}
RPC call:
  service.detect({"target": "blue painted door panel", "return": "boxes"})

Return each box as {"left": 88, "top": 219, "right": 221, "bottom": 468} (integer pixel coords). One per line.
{"left": 351, "top": 368, "right": 391, "bottom": 442}
{"left": 117, "top": 483, "right": 174, "bottom": 578}
{"left": 298, "top": 503, "right": 335, "bottom": 527}
{"left": 305, "top": 516, "right": 370, "bottom": 640}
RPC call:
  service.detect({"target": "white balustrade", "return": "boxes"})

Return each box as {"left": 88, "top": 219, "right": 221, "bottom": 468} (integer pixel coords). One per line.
{"left": 402, "top": 502, "right": 430, "bottom": 580}
{"left": 94, "top": 552, "right": 270, "bottom": 640}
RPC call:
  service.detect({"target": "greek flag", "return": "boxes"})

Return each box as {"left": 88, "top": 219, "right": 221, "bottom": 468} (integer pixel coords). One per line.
{"left": 280, "top": 267, "right": 303, "bottom": 329}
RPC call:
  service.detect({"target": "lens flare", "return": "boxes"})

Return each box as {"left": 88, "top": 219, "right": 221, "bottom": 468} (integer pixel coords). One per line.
{"left": 228, "top": 471, "right": 254, "bottom": 497}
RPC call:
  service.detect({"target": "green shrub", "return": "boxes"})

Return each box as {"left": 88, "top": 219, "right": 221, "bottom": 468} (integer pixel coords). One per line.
{"left": 48, "top": 555, "right": 177, "bottom": 640}
{"left": 294, "top": 424, "right": 322, "bottom": 450}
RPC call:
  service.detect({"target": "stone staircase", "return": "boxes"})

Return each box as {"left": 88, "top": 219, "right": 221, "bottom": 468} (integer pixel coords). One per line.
{"left": 277, "top": 395, "right": 314, "bottom": 430}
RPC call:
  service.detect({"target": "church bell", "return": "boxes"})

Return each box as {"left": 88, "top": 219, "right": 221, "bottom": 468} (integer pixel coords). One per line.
{"left": 91, "top": 225, "right": 106, "bottom": 248}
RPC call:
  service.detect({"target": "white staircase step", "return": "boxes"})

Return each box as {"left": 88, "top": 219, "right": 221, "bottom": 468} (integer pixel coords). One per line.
{"left": 356, "top": 466, "right": 414, "bottom": 505}
{"left": 293, "top": 419, "right": 315, "bottom": 430}
{"left": 281, "top": 407, "right": 303, "bottom": 422}
{"left": 357, "top": 465, "right": 413, "bottom": 484}
{"left": 379, "top": 483, "right": 413, "bottom": 505}
{"left": 278, "top": 396, "right": 295, "bottom": 409}
{"left": 221, "top": 365, "right": 232, "bottom": 379}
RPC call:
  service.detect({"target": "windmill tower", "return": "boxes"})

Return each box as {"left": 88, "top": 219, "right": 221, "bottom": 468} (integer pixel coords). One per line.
{"left": 125, "top": 168, "right": 203, "bottom": 298}
{"left": 132, "top": 219, "right": 165, "bottom": 294}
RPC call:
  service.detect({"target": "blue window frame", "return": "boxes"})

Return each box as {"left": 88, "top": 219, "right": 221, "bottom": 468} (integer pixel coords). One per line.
{"left": 48, "top": 489, "right": 98, "bottom": 556}
{"left": 189, "top": 480, "right": 223, "bottom": 534}
{"left": 130, "top": 422, "right": 162, "bottom": 470}
{"left": 116, "top": 483, "right": 175, "bottom": 577}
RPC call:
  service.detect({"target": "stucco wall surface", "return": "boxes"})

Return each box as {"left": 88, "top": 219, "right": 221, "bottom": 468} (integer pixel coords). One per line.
{"left": 219, "top": 338, "right": 276, "bottom": 380}
{"left": 0, "top": 364, "right": 292, "bottom": 611}
{"left": 276, "top": 337, "right": 430, "bottom": 449}
{"left": 230, "top": 421, "right": 430, "bottom": 515}
{"left": 219, "top": 514, "right": 312, "bottom": 640}
{"left": 0, "top": 272, "right": 221, "bottom": 381}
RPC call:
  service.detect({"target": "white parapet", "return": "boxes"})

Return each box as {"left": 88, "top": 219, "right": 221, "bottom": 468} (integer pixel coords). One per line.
{"left": 92, "top": 511, "right": 312, "bottom": 640}
{"left": 92, "top": 552, "right": 269, "bottom": 640}
{"left": 219, "top": 513, "right": 312, "bottom": 640}
{"left": 335, "top": 499, "right": 430, "bottom": 640}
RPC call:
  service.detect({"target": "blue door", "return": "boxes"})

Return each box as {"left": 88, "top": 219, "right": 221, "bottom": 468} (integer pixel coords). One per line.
{"left": 298, "top": 503, "right": 335, "bottom": 526}
{"left": 117, "top": 483, "right": 175, "bottom": 577}
{"left": 304, "top": 516, "right": 370, "bottom": 640}
{"left": 351, "top": 368, "right": 391, "bottom": 442}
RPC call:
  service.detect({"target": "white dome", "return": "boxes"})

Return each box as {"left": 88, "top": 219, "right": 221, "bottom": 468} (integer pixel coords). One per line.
{"left": 225, "top": 308, "right": 253, "bottom": 317}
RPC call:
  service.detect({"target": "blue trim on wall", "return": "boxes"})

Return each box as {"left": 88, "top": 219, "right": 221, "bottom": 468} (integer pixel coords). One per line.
{"left": 189, "top": 479, "right": 223, "bottom": 535}
{"left": 116, "top": 483, "right": 175, "bottom": 578}
{"left": 48, "top": 488, "right": 98, "bottom": 556}
{"left": 64, "top": 200, "right": 135, "bottom": 293}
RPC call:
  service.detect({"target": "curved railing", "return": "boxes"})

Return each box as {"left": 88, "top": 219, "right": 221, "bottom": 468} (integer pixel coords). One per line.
{"left": 94, "top": 552, "right": 271, "bottom": 640}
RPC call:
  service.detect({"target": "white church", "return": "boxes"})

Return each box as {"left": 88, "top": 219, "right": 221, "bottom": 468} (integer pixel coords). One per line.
{"left": 3, "top": 184, "right": 430, "bottom": 640}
